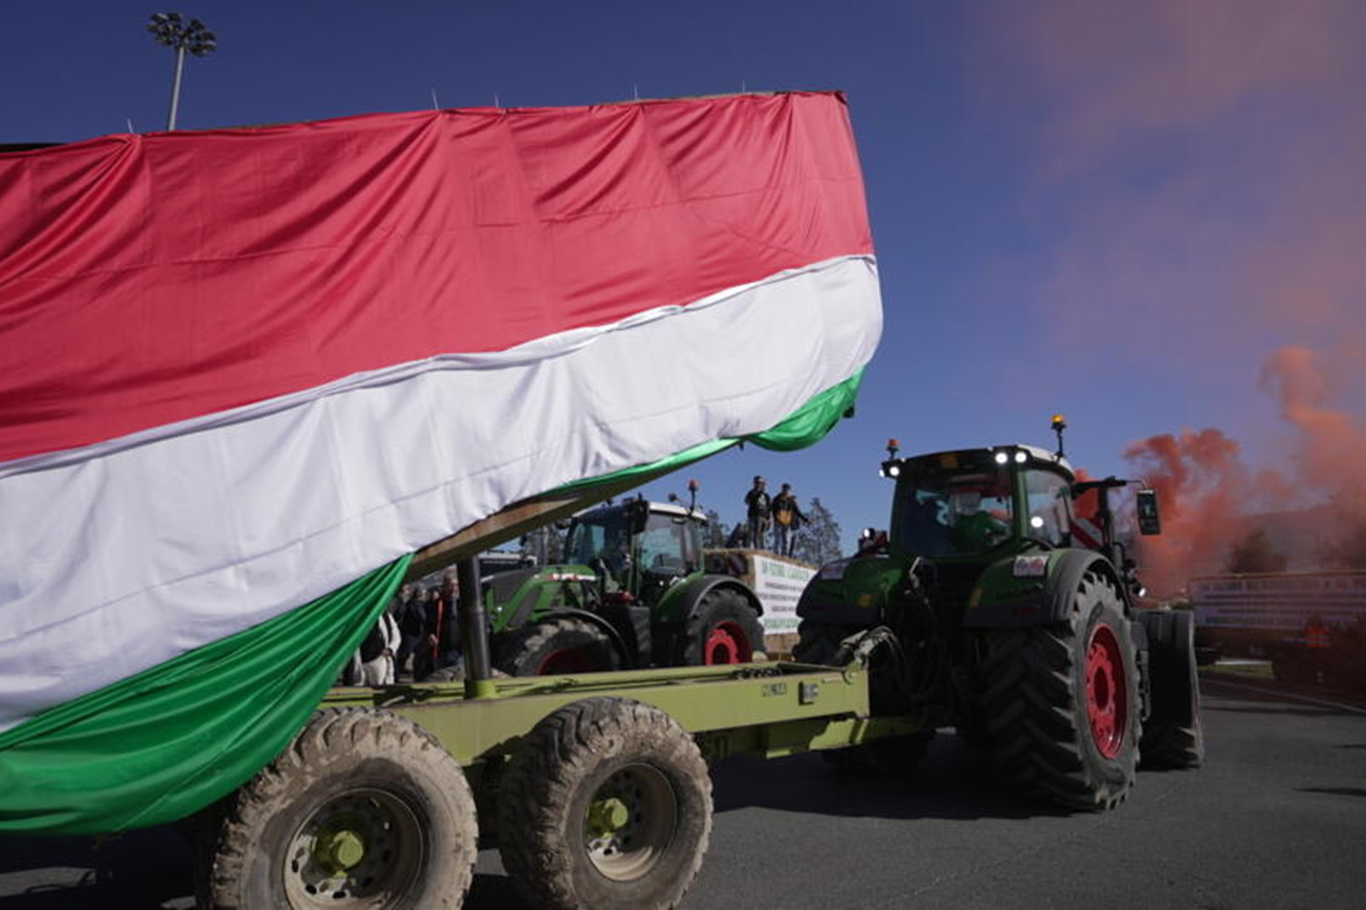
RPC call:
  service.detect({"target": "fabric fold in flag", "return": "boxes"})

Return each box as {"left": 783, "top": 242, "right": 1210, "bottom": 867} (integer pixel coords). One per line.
{"left": 0, "top": 557, "right": 410, "bottom": 835}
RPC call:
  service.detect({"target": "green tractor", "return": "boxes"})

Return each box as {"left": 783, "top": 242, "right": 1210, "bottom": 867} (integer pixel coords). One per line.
{"left": 794, "top": 419, "right": 1204, "bottom": 809}
{"left": 479, "top": 488, "right": 765, "bottom": 676}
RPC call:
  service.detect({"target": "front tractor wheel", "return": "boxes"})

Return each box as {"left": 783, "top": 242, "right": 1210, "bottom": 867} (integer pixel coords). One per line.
{"left": 1139, "top": 609, "right": 1206, "bottom": 769}
{"left": 498, "top": 697, "right": 713, "bottom": 910}
{"left": 495, "top": 617, "right": 621, "bottom": 676}
{"left": 980, "top": 571, "right": 1141, "bottom": 811}
{"left": 681, "top": 588, "right": 765, "bottom": 666}
{"left": 200, "top": 708, "right": 478, "bottom": 908}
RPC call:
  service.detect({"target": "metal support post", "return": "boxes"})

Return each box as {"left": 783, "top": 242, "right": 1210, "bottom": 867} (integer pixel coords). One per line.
{"left": 455, "top": 557, "right": 497, "bottom": 699}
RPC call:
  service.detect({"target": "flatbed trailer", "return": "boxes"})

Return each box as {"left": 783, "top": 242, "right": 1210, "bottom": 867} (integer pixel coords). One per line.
{"left": 189, "top": 561, "right": 925, "bottom": 909}
{"left": 325, "top": 661, "right": 913, "bottom": 767}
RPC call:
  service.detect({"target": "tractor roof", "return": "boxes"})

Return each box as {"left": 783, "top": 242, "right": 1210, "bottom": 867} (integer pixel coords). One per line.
{"left": 576, "top": 500, "right": 706, "bottom": 522}
{"left": 905, "top": 444, "right": 1074, "bottom": 477}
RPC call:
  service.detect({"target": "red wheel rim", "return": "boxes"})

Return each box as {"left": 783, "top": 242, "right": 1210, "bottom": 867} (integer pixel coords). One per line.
{"left": 537, "top": 648, "right": 599, "bottom": 674}
{"left": 1085, "top": 623, "right": 1128, "bottom": 759}
{"left": 704, "top": 621, "right": 752, "bottom": 665}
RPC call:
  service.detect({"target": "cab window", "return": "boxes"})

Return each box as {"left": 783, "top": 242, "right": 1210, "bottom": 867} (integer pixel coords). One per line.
{"left": 638, "top": 513, "right": 696, "bottom": 575}
{"left": 1025, "top": 469, "right": 1071, "bottom": 546}
{"left": 899, "top": 469, "right": 1014, "bottom": 556}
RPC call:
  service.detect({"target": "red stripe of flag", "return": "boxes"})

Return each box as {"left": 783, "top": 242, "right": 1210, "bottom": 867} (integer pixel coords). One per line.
{"left": 0, "top": 93, "right": 872, "bottom": 462}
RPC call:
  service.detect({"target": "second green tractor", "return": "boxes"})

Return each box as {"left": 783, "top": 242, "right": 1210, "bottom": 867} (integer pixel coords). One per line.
{"left": 477, "top": 493, "right": 766, "bottom": 676}
{"left": 794, "top": 422, "right": 1203, "bottom": 809}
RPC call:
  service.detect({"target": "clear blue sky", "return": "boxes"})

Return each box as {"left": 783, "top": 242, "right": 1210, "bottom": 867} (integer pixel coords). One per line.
{"left": 4, "top": 1, "right": 1363, "bottom": 552}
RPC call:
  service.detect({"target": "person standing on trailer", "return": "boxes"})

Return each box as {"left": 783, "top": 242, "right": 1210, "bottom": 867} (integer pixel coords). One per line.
{"left": 744, "top": 476, "right": 772, "bottom": 551}
{"left": 772, "top": 483, "right": 808, "bottom": 557}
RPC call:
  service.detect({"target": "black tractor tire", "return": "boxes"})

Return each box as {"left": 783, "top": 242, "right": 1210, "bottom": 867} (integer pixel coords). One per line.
{"left": 792, "top": 619, "right": 859, "bottom": 666}
{"left": 497, "top": 697, "right": 712, "bottom": 910}
{"left": 979, "top": 570, "right": 1142, "bottom": 811}
{"left": 495, "top": 617, "right": 622, "bottom": 676}
{"left": 200, "top": 707, "right": 477, "bottom": 908}
{"left": 680, "top": 588, "right": 765, "bottom": 666}
{"left": 1139, "top": 610, "right": 1205, "bottom": 769}
{"left": 822, "top": 732, "right": 936, "bottom": 777}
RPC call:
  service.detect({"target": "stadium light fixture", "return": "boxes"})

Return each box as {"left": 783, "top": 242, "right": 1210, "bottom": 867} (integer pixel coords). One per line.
{"left": 147, "top": 12, "right": 217, "bottom": 131}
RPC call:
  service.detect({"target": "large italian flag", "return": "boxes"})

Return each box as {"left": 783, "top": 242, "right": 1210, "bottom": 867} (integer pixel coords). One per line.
{"left": 0, "top": 92, "right": 880, "bottom": 833}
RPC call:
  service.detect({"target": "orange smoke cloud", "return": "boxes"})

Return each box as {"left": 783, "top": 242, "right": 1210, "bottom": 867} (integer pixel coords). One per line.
{"left": 1122, "top": 428, "right": 1259, "bottom": 595}
{"left": 1123, "top": 346, "right": 1366, "bottom": 593}
{"left": 1260, "top": 346, "right": 1366, "bottom": 493}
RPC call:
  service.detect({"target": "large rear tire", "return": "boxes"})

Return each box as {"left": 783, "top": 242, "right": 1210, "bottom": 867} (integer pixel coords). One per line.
{"left": 680, "top": 588, "right": 764, "bottom": 666}
{"left": 495, "top": 617, "right": 621, "bottom": 676}
{"left": 498, "top": 697, "right": 712, "bottom": 910}
{"left": 792, "top": 619, "right": 859, "bottom": 666}
{"left": 1139, "top": 609, "right": 1205, "bottom": 769}
{"left": 202, "top": 707, "right": 477, "bottom": 908}
{"left": 980, "top": 571, "right": 1141, "bottom": 811}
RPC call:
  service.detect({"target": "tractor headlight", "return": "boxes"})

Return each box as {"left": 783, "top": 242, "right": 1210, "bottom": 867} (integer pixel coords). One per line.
{"left": 994, "top": 451, "right": 1009, "bottom": 465}
{"left": 1014, "top": 451, "right": 1028, "bottom": 464}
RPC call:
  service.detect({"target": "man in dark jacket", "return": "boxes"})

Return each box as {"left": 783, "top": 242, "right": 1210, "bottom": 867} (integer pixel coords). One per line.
{"left": 744, "top": 476, "right": 772, "bottom": 551}
{"left": 395, "top": 584, "right": 425, "bottom": 679}
{"left": 413, "top": 574, "right": 461, "bottom": 681}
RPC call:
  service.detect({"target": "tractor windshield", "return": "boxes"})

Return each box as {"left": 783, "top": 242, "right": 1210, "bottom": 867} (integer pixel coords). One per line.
{"left": 638, "top": 512, "right": 701, "bottom": 576}
{"left": 564, "top": 509, "right": 632, "bottom": 577}
{"left": 897, "top": 468, "right": 1014, "bottom": 557}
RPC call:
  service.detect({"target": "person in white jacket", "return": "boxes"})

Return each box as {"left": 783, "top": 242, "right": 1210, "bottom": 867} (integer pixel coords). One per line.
{"left": 349, "top": 608, "right": 403, "bottom": 686}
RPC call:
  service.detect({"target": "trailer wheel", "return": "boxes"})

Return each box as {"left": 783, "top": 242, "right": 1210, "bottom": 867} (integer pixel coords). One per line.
{"left": 980, "top": 571, "right": 1140, "bottom": 811}
{"left": 1138, "top": 610, "right": 1205, "bottom": 769}
{"left": 681, "top": 588, "right": 764, "bottom": 665}
{"left": 498, "top": 697, "right": 712, "bottom": 910}
{"left": 203, "top": 707, "right": 477, "bottom": 908}
{"left": 495, "top": 617, "right": 621, "bottom": 676}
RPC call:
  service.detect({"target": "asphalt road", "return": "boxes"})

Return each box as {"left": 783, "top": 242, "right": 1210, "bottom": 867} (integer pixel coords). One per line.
{"left": 2, "top": 676, "right": 1363, "bottom": 909}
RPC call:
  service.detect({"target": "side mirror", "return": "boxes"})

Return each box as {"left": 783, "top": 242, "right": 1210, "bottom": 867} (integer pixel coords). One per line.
{"left": 1136, "top": 489, "right": 1161, "bottom": 536}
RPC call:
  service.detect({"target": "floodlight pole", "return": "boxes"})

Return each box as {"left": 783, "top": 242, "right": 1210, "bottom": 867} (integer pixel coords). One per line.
{"left": 148, "top": 12, "right": 216, "bottom": 132}
{"left": 167, "top": 45, "right": 187, "bottom": 131}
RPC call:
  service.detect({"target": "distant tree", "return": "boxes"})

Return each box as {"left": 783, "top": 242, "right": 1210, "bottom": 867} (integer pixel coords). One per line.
{"left": 1225, "top": 528, "right": 1287, "bottom": 574}
{"left": 1320, "top": 521, "right": 1366, "bottom": 570}
{"left": 1318, "top": 487, "right": 1366, "bottom": 570}
{"left": 792, "top": 497, "right": 842, "bottom": 566}
{"left": 702, "top": 508, "right": 729, "bottom": 549}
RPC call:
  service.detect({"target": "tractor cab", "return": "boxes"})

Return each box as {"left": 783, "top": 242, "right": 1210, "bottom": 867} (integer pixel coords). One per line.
{"left": 564, "top": 498, "right": 706, "bottom": 598}
{"left": 883, "top": 443, "right": 1077, "bottom": 560}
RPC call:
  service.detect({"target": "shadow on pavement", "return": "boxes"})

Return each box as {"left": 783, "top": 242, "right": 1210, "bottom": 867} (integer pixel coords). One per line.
{"left": 1296, "top": 786, "right": 1366, "bottom": 799}
{"left": 711, "top": 737, "right": 1067, "bottom": 822}
{"left": 0, "top": 826, "right": 193, "bottom": 908}
{"left": 466, "top": 871, "right": 527, "bottom": 909}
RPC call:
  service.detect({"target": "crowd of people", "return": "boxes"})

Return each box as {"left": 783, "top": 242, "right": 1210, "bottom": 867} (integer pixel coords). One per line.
{"left": 742, "top": 475, "right": 808, "bottom": 556}
{"left": 341, "top": 571, "right": 463, "bottom": 685}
